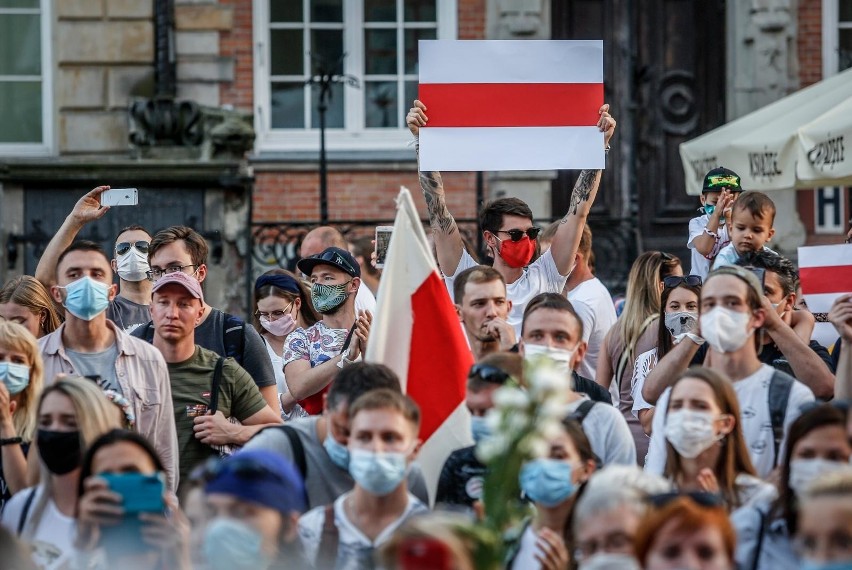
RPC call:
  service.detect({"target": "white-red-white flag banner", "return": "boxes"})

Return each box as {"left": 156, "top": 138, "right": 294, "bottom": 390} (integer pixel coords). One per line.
{"left": 798, "top": 243, "right": 852, "bottom": 313}
{"left": 365, "top": 187, "right": 474, "bottom": 501}
{"left": 418, "top": 40, "right": 605, "bottom": 171}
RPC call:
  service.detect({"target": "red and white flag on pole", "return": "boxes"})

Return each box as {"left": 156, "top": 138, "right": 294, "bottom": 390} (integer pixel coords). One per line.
{"left": 418, "top": 40, "right": 605, "bottom": 171}
{"left": 365, "top": 187, "right": 474, "bottom": 500}
{"left": 798, "top": 243, "right": 852, "bottom": 312}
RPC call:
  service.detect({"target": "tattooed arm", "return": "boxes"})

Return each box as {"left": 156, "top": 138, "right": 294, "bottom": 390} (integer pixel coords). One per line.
{"left": 549, "top": 104, "right": 616, "bottom": 276}
{"left": 407, "top": 100, "right": 465, "bottom": 275}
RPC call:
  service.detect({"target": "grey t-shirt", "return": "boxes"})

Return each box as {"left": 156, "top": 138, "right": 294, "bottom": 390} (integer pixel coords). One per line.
{"left": 107, "top": 296, "right": 151, "bottom": 335}
{"left": 193, "top": 308, "right": 276, "bottom": 388}
{"left": 244, "top": 416, "right": 430, "bottom": 508}
{"left": 65, "top": 344, "right": 120, "bottom": 393}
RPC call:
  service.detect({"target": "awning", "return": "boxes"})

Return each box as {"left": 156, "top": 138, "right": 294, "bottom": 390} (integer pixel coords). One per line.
{"left": 679, "top": 67, "right": 852, "bottom": 195}
{"left": 796, "top": 95, "right": 852, "bottom": 187}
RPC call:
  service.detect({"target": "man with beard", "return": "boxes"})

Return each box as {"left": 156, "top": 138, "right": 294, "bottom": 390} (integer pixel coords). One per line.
{"left": 453, "top": 266, "right": 515, "bottom": 361}
{"left": 283, "top": 247, "right": 372, "bottom": 415}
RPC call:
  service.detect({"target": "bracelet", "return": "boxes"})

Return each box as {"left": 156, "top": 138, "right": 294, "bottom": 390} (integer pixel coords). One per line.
{"left": 604, "top": 144, "right": 611, "bottom": 154}
{"left": 703, "top": 228, "right": 719, "bottom": 239}
{"left": 0, "top": 437, "right": 22, "bottom": 446}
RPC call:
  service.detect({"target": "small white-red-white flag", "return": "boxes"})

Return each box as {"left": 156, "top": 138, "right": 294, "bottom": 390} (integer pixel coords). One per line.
{"left": 418, "top": 40, "right": 605, "bottom": 171}
{"left": 798, "top": 244, "right": 852, "bottom": 312}
{"left": 365, "top": 187, "right": 474, "bottom": 500}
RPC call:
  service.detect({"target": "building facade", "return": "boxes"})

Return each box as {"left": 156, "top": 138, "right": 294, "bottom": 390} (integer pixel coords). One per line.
{"left": 1, "top": 0, "right": 849, "bottom": 316}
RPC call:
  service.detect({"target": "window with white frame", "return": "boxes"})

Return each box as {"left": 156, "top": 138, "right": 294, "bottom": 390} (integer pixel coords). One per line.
{"left": 0, "top": 0, "right": 52, "bottom": 155}
{"left": 823, "top": 0, "right": 852, "bottom": 76}
{"left": 254, "top": 0, "right": 457, "bottom": 152}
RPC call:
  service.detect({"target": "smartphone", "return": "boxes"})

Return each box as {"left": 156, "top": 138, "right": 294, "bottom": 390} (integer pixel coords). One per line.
{"left": 397, "top": 537, "right": 452, "bottom": 570}
{"left": 375, "top": 226, "right": 393, "bottom": 269}
{"left": 101, "top": 472, "right": 165, "bottom": 514}
{"left": 100, "top": 188, "right": 138, "bottom": 207}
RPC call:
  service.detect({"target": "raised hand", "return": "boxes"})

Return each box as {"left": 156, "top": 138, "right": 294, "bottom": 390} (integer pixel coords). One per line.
{"left": 406, "top": 100, "right": 428, "bottom": 137}
{"left": 70, "top": 185, "right": 111, "bottom": 227}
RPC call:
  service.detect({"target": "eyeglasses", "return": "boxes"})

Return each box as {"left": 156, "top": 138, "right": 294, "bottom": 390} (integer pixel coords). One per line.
{"left": 648, "top": 491, "right": 724, "bottom": 509}
{"left": 497, "top": 227, "right": 541, "bottom": 242}
{"left": 663, "top": 275, "right": 703, "bottom": 289}
{"left": 468, "top": 363, "right": 510, "bottom": 385}
{"left": 146, "top": 264, "right": 198, "bottom": 282}
{"left": 255, "top": 302, "right": 294, "bottom": 321}
{"left": 115, "top": 241, "right": 150, "bottom": 256}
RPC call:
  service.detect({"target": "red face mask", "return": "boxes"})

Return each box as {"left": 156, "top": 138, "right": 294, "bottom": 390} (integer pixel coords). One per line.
{"left": 496, "top": 236, "right": 536, "bottom": 268}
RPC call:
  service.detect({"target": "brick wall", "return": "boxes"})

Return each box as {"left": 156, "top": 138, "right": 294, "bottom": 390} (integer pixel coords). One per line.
{"left": 217, "top": 0, "right": 253, "bottom": 110}
{"left": 798, "top": 0, "right": 822, "bottom": 87}
{"left": 254, "top": 170, "right": 479, "bottom": 224}
{"left": 458, "top": 0, "right": 486, "bottom": 39}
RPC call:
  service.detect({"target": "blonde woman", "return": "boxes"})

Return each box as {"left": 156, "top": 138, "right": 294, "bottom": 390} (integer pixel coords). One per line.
{"left": 0, "top": 276, "right": 62, "bottom": 338}
{"left": 596, "top": 251, "right": 682, "bottom": 461}
{"left": 0, "top": 321, "right": 44, "bottom": 507}
{"left": 0, "top": 377, "right": 121, "bottom": 569}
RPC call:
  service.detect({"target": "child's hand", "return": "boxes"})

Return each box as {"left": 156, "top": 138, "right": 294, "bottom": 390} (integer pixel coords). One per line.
{"left": 717, "top": 190, "right": 735, "bottom": 222}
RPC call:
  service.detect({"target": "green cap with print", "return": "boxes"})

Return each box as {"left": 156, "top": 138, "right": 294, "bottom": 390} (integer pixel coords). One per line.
{"left": 702, "top": 167, "right": 742, "bottom": 194}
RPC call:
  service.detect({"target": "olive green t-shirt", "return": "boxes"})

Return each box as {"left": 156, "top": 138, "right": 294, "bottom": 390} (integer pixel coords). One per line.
{"left": 168, "top": 346, "right": 267, "bottom": 482}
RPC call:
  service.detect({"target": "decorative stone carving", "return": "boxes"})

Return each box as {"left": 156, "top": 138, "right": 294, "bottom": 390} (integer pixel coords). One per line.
{"left": 486, "top": 0, "right": 550, "bottom": 40}
{"left": 128, "top": 97, "right": 254, "bottom": 160}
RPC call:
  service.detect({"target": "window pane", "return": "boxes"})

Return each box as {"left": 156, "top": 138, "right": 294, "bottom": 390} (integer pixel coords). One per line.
{"left": 404, "top": 81, "right": 418, "bottom": 117}
{"left": 0, "top": 0, "right": 39, "bottom": 8}
{"left": 309, "top": 81, "right": 344, "bottom": 128}
{"left": 365, "top": 29, "right": 397, "bottom": 75}
{"left": 270, "top": 30, "right": 304, "bottom": 75}
{"left": 365, "top": 0, "right": 395, "bottom": 22}
{"left": 0, "top": 14, "right": 40, "bottom": 75}
{"left": 271, "top": 82, "right": 305, "bottom": 128}
{"left": 365, "top": 81, "right": 398, "bottom": 128}
{"left": 0, "top": 81, "right": 41, "bottom": 142}
{"left": 404, "top": 27, "right": 435, "bottom": 74}
{"left": 840, "top": 29, "right": 852, "bottom": 72}
{"left": 270, "top": 1, "right": 302, "bottom": 23}
{"left": 841, "top": 2, "right": 852, "bottom": 21}
{"left": 404, "top": 0, "right": 436, "bottom": 22}
{"left": 310, "top": 29, "right": 343, "bottom": 73}
{"left": 311, "top": 0, "right": 342, "bottom": 22}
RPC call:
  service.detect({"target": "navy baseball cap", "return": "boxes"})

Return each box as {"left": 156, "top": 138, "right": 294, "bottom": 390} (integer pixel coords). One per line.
{"left": 204, "top": 450, "right": 307, "bottom": 514}
{"left": 297, "top": 246, "right": 361, "bottom": 278}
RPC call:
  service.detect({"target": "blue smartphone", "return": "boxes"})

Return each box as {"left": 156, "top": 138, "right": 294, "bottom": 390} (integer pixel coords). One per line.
{"left": 101, "top": 473, "right": 165, "bottom": 514}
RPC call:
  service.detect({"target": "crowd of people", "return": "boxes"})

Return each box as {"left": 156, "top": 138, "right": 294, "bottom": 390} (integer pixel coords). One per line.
{"left": 0, "top": 99, "right": 848, "bottom": 570}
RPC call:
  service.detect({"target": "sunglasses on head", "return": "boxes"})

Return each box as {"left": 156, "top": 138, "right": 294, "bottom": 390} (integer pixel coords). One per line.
{"left": 311, "top": 250, "right": 356, "bottom": 274}
{"left": 468, "top": 363, "right": 510, "bottom": 385}
{"left": 496, "top": 227, "right": 541, "bottom": 242}
{"left": 115, "top": 241, "right": 150, "bottom": 256}
{"left": 663, "top": 275, "right": 703, "bottom": 289}
{"left": 649, "top": 491, "right": 724, "bottom": 509}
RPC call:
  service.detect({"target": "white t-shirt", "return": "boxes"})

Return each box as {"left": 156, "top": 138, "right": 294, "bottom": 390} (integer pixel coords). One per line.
{"left": 263, "top": 336, "right": 286, "bottom": 393}
{"left": 511, "top": 525, "right": 542, "bottom": 570}
{"left": 567, "top": 394, "right": 637, "bottom": 466}
{"left": 298, "top": 491, "right": 427, "bottom": 570}
{"left": 645, "top": 365, "right": 814, "bottom": 478}
{"left": 444, "top": 248, "right": 568, "bottom": 336}
{"left": 687, "top": 214, "right": 730, "bottom": 279}
{"left": 567, "top": 277, "right": 617, "bottom": 380}
{"left": 355, "top": 285, "right": 376, "bottom": 315}
{"left": 712, "top": 243, "right": 777, "bottom": 270}
{"left": 1, "top": 486, "right": 76, "bottom": 570}
{"left": 631, "top": 348, "right": 658, "bottom": 417}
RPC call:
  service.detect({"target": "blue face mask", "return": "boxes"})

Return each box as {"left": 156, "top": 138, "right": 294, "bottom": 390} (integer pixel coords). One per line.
{"left": 0, "top": 362, "right": 30, "bottom": 395}
{"left": 704, "top": 204, "right": 716, "bottom": 216}
{"left": 348, "top": 449, "right": 408, "bottom": 496}
{"left": 310, "top": 281, "right": 351, "bottom": 314}
{"left": 60, "top": 276, "right": 110, "bottom": 321}
{"left": 471, "top": 416, "right": 491, "bottom": 444}
{"left": 519, "top": 458, "right": 576, "bottom": 507}
{"left": 323, "top": 433, "right": 350, "bottom": 470}
{"left": 203, "top": 518, "right": 271, "bottom": 570}
{"left": 799, "top": 560, "right": 852, "bottom": 570}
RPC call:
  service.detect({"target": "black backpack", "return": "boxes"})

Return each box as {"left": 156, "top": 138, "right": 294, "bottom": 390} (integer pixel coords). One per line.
{"left": 767, "top": 370, "right": 794, "bottom": 467}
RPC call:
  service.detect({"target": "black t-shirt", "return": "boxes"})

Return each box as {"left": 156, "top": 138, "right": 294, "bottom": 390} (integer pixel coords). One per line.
{"left": 758, "top": 339, "right": 835, "bottom": 376}
{"left": 436, "top": 446, "right": 485, "bottom": 508}
{"left": 573, "top": 372, "right": 613, "bottom": 404}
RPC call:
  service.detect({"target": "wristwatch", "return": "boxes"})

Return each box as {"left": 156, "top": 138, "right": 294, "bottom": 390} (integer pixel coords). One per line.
{"left": 0, "top": 437, "right": 22, "bottom": 446}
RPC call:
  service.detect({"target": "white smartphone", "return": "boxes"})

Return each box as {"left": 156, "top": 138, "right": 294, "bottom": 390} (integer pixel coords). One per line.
{"left": 375, "top": 226, "right": 393, "bottom": 269}
{"left": 100, "top": 188, "right": 138, "bottom": 207}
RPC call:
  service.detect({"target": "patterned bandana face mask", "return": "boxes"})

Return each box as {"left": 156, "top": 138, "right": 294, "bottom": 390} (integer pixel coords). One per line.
{"left": 311, "top": 280, "right": 351, "bottom": 314}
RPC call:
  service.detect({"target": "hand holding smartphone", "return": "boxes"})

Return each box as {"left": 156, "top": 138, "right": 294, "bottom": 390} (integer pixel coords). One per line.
{"left": 375, "top": 226, "right": 393, "bottom": 269}
{"left": 100, "top": 188, "right": 138, "bottom": 207}
{"left": 101, "top": 472, "right": 165, "bottom": 513}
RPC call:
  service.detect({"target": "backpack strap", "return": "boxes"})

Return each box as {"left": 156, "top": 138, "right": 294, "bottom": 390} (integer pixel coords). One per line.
{"left": 222, "top": 313, "right": 246, "bottom": 366}
{"left": 768, "top": 370, "right": 794, "bottom": 466}
{"left": 17, "top": 487, "right": 37, "bottom": 537}
{"left": 131, "top": 321, "right": 155, "bottom": 343}
{"left": 750, "top": 505, "right": 768, "bottom": 570}
{"left": 315, "top": 503, "right": 340, "bottom": 569}
{"left": 280, "top": 425, "right": 308, "bottom": 480}
{"left": 209, "top": 357, "right": 225, "bottom": 415}
{"left": 569, "top": 400, "right": 597, "bottom": 424}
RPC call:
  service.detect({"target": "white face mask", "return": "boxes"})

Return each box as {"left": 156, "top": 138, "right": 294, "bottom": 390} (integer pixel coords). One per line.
{"left": 116, "top": 248, "right": 150, "bottom": 282}
{"left": 523, "top": 343, "right": 576, "bottom": 372}
{"left": 788, "top": 458, "right": 849, "bottom": 495}
{"left": 665, "top": 311, "right": 698, "bottom": 337}
{"left": 700, "top": 307, "right": 752, "bottom": 353}
{"left": 664, "top": 409, "right": 722, "bottom": 458}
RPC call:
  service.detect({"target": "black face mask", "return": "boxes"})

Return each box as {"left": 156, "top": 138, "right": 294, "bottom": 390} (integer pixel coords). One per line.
{"left": 37, "top": 430, "right": 82, "bottom": 475}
